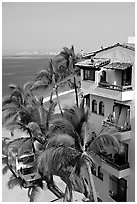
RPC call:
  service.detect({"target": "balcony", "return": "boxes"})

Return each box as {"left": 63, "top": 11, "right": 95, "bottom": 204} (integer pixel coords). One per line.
{"left": 98, "top": 82, "right": 132, "bottom": 91}
{"left": 98, "top": 82, "right": 133, "bottom": 101}
{"left": 102, "top": 121, "right": 131, "bottom": 141}
{"left": 100, "top": 153, "right": 130, "bottom": 179}
{"left": 88, "top": 151, "right": 130, "bottom": 179}
{"left": 102, "top": 104, "right": 131, "bottom": 141}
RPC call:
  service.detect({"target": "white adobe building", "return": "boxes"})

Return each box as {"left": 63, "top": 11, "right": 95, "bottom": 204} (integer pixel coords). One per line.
{"left": 76, "top": 40, "right": 135, "bottom": 202}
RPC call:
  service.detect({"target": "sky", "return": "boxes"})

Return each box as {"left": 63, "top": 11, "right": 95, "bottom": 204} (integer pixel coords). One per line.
{"left": 2, "top": 2, "right": 135, "bottom": 54}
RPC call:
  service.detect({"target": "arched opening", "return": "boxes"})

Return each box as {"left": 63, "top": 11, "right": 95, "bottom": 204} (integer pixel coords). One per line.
{"left": 92, "top": 99, "right": 97, "bottom": 113}
{"left": 99, "top": 101, "right": 104, "bottom": 116}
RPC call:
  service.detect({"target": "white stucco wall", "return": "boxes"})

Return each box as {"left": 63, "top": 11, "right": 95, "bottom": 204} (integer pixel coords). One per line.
{"left": 88, "top": 94, "right": 114, "bottom": 135}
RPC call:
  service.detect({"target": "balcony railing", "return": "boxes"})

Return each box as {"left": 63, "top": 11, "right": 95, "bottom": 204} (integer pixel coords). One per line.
{"left": 98, "top": 82, "right": 132, "bottom": 91}
{"left": 100, "top": 152, "right": 129, "bottom": 171}
{"left": 103, "top": 120, "right": 131, "bottom": 132}
{"left": 89, "top": 151, "right": 129, "bottom": 171}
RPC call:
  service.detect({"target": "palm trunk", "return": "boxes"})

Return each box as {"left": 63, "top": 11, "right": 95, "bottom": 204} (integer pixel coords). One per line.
{"left": 85, "top": 160, "right": 98, "bottom": 202}
{"left": 52, "top": 69, "right": 63, "bottom": 115}
{"left": 74, "top": 76, "right": 79, "bottom": 107}
{"left": 55, "top": 86, "right": 63, "bottom": 116}
{"left": 28, "top": 129, "right": 35, "bottom": 154}
{"left": 49, "top": 90, "right": 54, "bottom": 103}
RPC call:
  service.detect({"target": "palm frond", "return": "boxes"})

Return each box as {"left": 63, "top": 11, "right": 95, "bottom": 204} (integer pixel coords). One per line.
{"left": 10, "top": 89, "right": 24, "bottom": 105}
{"left": 2, "top": 137, "right": 11, "bottom": 155}
{"left": 48, "top": 116, "right": 83, "bottom": 151}
{"left": 31, "top": 80, "right": 49, "bottom": 91}
{"left": 7, "top": 174, "right": 23, "bottom": 189}
{"left": 23, "top": 81, "right": 34, "bottom": 92}
{"left": 2, "top": 165, "right": 9, "bottom": 175}
{"left": 27, "top": 122, "right": 43, "bottom": 138}
{"left": 69, "top": 166, "right": 89, "bottom": 195}
{"left": 8, "top": 84, "right": 18, "bottom": 91}
{"left": 88, "top": 133, "right": 120, "bottom": 154}
{"left": 27, "top": 122, "right": 41, "bottom": 132}
{"left": 35, "top": 70, "right": 50, "bottom": 82}
{"left": 37, "top": 148, "right": 54, "bottom": 175}
{"left": 3, "top": 109, "right": 19, "bottom": 125}
{"left": 2, "top": 156, "right": 8, "bottom": 165}
{"left": 2, "top": 137, "right": 10, "bottom": 145}
{"left": 18, "top": 138, "right": 33, "bottom": 157}
{"left": 2, "top": 96, "right": 19, "bottom": 108}
{"left": 46, "top": 134, "right": 75, "bottom": 149}
{"left": 48, "top": 117, "right": 75, "bottom": 137}
{"left": 4, "top": 120, "right": 19, "bottom": 132}
{"left": 63, "top": 106, "right": 89, "bottom": 145}
{"left": 37, "top": 145, "right": 79, "bottom": 178}
{"left": 4, "top": 137, "right": 30, "bottom": 155}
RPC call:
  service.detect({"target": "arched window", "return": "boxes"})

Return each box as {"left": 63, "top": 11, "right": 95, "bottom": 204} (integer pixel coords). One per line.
{"left": 92, "top": 99, "right": 97, "bottom": 113}
{"left": 99, "top": 101, "right": 104, "bottom": 116}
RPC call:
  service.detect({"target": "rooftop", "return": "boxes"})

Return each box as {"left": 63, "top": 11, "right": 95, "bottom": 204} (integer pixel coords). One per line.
{"left": 76, "top": 58, "right": 110, "bottom": 69}
{"left": 105, "top": 62, "right": 132, "bottom": 70}
{"left": 83, "top": 42, "right": 135, "bottom": 58}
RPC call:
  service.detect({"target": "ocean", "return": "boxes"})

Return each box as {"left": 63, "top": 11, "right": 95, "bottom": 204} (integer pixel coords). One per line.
{"left": 2, "top": 55, "right": 54, "bottom": 97}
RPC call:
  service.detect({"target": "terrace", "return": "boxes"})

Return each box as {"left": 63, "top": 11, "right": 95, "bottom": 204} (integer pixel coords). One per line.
{"left": 98, "top": 62, "right": 133, "bottom": 92}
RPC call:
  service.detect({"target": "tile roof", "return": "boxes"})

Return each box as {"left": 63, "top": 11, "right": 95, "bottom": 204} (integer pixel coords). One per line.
{"left": 76, "top": 57, "right": 110, "bottom": 69}
{"left": 105, "top": 62, "right": 132, "bottom": 70}
{"left": 84, "top": 42, "right": 135, "bottom": 58}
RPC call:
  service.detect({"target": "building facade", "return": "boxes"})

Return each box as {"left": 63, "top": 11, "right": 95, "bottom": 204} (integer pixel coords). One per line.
{"left": 76, "top": 42, "right": 135, "bottom": 202}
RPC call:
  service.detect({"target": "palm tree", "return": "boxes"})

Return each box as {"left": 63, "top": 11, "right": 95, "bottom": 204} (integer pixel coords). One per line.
{"left": 30, "top": 59, "right": 64, "bottom": 115}
{"left": 2, "top": 83, "right": 34, "bottom": 133}
{"left": 37, "top": 105, "right": 121, "bottom": 201}
{"left": 3, "top": 82, "right": 57, "bottom": 152}
{"left": 55, "top": 45, "right": 80, "bottom": 107}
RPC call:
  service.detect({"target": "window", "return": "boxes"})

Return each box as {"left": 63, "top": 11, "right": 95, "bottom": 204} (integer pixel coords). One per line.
{"left": 113, "top": 104, "right": 130, "bottom": 129}
{"left": 98, "top": 166, "right": 103, "bottom": 181}
{"left": 21, "top": 166, "right": 35, "bottom": 175}
{"left": 92, "top": 99, "right": 97, "bottom": 113}
{"left": 99, "top": 101, "right": 104, "bottom": 116}
{"left": 84, "top": 69, "right": 95, "bottom": 81}
{"left": 18, "top": 155, "right": 35, "bottom": 164}
{"left": 100, "top": 70, "right": 106, "bottom": 82}
{"left": 109, "top": 176, "right": 127, "bottom": 202}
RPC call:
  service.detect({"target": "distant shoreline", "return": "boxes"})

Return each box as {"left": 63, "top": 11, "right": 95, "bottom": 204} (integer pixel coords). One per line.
{"left": 2, "top": 54, "right": 56, "bottom": 59}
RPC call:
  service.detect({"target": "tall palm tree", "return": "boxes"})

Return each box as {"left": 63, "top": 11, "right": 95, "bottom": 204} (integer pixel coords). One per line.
{"left": 37, "top": 105, "right": 121, "bottom": 202}
{"left": 55, "top": 46, "right": 80, "bottom": 107}
{"left": 30, "top": 59, "right": 63, "bottom": 115}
